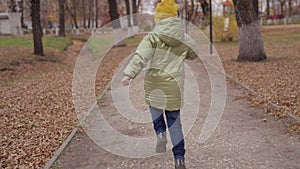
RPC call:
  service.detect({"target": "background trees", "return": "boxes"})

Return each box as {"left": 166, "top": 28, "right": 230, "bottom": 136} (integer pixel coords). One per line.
{"left": 66, "top": 0, "right": 79, "bottom": 28}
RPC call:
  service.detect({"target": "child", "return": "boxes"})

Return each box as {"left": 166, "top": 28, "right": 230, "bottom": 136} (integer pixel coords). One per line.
{"left": 121, "top": 0, "right": 197, "bottom": 168}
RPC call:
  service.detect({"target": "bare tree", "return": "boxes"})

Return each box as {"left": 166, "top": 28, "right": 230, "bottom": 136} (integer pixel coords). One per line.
{"left": 31, "top": 0, "right": 44, "bottom": 56}
{"left": 95, "top": 0, "right": 99, "bottom": 28}
{"left": 288, "top": 0, "right": 292, "bottom": 17}
{"left": 124, "top": 0, "right": 132, "bottom": 27}
{"left": 232, "top": 0, "right": 267, "bottom": 61}
{"left": 199, "top": 0, "right": 209, "bottom": 17}
{"left": 88, "top": 0, "right": 92, "bottom": 28}
{"left": 66, "top": 0, "right": 79, "bottom": 28}
{"left": 58, "top": 0, "right": 66, "bottom": 36}
{"left": 81, "top": 0, "right": 87, "bottom": 28}
{"left": 266, "top": 0, "right": 270, "bottom": 19}
{"left": 278, "top": 0, "right": 286, "bottom": 16}
{"left": 108, "top": 0, "right": 126, "bottom": 46}
{"left": 132, "top": 0, "right": 141, "bottom": 26}
{"left": 19, "top": 0, "right": 27, "bottom": 28}
{"left": 108, "top": 0, "right": 121, "bottom": 28}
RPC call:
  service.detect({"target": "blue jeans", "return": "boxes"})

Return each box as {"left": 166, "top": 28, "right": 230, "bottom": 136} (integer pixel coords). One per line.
{"left": 150, "top": 106, "right": 185, "bottom": 160}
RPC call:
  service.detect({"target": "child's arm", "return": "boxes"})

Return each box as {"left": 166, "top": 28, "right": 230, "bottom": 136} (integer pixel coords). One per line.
{"left": 122, "top": 34, "right": 157, "bottom": 86}
{"left": 184, "top": 34, "right": 198, "bottom": 60}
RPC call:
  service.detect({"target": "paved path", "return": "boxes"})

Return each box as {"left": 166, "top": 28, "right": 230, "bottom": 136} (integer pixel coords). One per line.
{"left": 51, "top": 60, "right": 300, "bottom": 169}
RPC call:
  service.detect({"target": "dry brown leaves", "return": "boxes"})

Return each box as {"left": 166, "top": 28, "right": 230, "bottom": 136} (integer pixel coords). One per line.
{"left": 0, "top": 43, "right": 80, "bottom": 168}
{"left": 215, "top": 26, "right": 300, "bottom": 132}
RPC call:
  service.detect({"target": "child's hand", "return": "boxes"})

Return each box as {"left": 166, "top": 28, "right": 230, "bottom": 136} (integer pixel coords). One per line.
{"left": 121, "top": 76, "right": 131, "bottom": 86}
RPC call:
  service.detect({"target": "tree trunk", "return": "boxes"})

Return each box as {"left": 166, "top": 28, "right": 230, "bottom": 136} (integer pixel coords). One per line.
{"left": 88, "top": 0, "right": 92, "bottom": 28}
{"left": 288, "top": 0, "right": 292, "bottom": 17}
{"left": 132, "top": 0, "right": 138, "bottom": 26}
{"left": 31, "top": 0, "right": 44, "bottom": 56}
{"left": 280, "top": 1, "right": 285, "bottom": 16}
{"left": 266, "top": 0, "right": 270, "bottom": 19}
{"left": 124, "top": 0, "right": 132, "bottom": 27}
{"left": 82, "top": 0, "right": 86, "bottom": 28}
{"left": 233, "top": 0, "right": 266, "bottom": 61}
{"left": 200, "top": 0, "right": 209, "bottom": 17}
{"left": 19, "top": 0, "right": 26, "bottom": 28}
{"left": 73, "top": 6, "right": 78, "bottom": 28}
{"left": 108, "top": 0, "right": 126, "bottom": 46}
{"left": 59, "top": 0, "right": 66, "bottom": 36}
{"left": 108, "top": 0, "right": 121, "bottom": 29}
{"left": 95, "top": 0, "right": 99, "bottom": 28}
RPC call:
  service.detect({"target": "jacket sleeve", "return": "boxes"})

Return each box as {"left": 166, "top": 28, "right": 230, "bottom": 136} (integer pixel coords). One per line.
{"left": 123, "top": 34, "right": 156, "bottom": 78}
{"left": 184, "top": 34, "right": 198, "bottom": 60}
{"left": 186, "top": 49, "right": 198, "bottom": 60}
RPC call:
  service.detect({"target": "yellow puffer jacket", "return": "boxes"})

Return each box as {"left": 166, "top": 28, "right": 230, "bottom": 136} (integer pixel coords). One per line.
{"left": 123, "top": 17, "right": 197, "bottom": 110}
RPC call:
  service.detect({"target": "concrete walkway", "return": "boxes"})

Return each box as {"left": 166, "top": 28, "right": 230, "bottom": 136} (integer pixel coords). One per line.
{"left": 51, "top": 60, "right": 300, "bottom": 169}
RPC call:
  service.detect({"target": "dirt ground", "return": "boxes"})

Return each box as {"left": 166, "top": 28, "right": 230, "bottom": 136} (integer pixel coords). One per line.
{"left": 53, "top": 60, "right": 300, "bottom": 169}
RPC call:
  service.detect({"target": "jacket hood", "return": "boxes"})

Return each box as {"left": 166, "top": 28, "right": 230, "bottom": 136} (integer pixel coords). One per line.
{"left": 153, "top": 17, "right": 185, "bottom": 47}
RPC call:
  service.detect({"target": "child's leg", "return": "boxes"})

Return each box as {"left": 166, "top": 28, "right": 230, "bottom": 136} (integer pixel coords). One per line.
{"left": 165, "top": 110, "right": 185, "bottom": 160}
{"left": 149, "top": 106, "right": 167, "bottom": 134}
{"left": 150, "top": 106, "right": 167, "bottom": 153}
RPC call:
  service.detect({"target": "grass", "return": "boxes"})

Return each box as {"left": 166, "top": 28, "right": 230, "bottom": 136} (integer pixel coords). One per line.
{"left": 0, "top": 36, "right": 73, "bottom": 51}
{"left": 87, "top": 36, "right": 114, "bottom": 57}
{"left": 215, "top": 40, "right": 238, "bottom": 46}
{"left": 262, "top": 18, "right": 300, "bottom": 26}
{"left": 262, "top": 30, "right": 300, "bottom": 45}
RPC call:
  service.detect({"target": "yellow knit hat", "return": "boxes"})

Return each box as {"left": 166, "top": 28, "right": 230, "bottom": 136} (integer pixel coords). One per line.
{"left": 155, "top": 0, "right": 178, "bottom": 23}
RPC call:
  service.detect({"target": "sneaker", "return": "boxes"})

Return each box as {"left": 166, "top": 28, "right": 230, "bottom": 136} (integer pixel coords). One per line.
{"left": 175, "top": 159, "right": 186, "bottom": 169}
{"left": 155, "top": 132, "right": 167, "bottom": 153}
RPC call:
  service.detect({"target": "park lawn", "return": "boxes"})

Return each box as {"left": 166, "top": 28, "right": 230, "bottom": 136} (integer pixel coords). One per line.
{"left": 87, "top": 36, "right": 114, "bottom": 57}
{"left": 0, "top": 36, "right": 73, "bottom": 51}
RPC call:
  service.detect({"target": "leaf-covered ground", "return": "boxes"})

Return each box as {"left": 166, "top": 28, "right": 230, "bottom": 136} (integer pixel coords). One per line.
{"left": 215, "top": 25, "right": 300, "bottom": 131}
{"left": 0, "top": 27, "right": 299, "bottom": 168}
{"left": 0, "top": 43, "right": 81, "bottom": 168}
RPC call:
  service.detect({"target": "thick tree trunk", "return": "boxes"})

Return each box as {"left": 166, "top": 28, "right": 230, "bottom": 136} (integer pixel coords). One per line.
{"left": 31, "top": 0, "right": 44, "bottom": 56}
{"left": 237, "top": 22, "right": 266, "bottom": 61}
{"left": 233, "top": 0, "right": 266, "bottom": 61}
{"left": 59, "top": 0, "right": 66, "bottom": 37}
